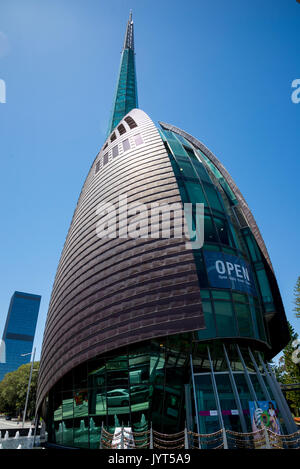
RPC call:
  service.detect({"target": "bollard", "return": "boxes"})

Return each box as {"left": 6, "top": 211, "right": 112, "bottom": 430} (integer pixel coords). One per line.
{"left": 99, "top": 422, "right": 104, "bottom": 449}
{"left": 222, "top": 428, "right": 228, "bottom": 449}
{"left": 121, "top": 425, "right": 124, "bottom": 450}
{"left": 184, "top": 427, "right": 189, "bottom": 449}
{"left": 150, "top": 424, "right": 153, "bottom": 449}
{"left": 263, "top": 426, "right": 271, "bottom": 449}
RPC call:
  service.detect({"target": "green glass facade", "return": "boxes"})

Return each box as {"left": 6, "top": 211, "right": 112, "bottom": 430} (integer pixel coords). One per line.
{"left": 45, "top": 337, "right": 291, "bottom": 448}
{"left": 47, "top": 336, "right": 191, "bottom": 448}
{"left": 159, "top": 128, "right": 271, "bottom": 346}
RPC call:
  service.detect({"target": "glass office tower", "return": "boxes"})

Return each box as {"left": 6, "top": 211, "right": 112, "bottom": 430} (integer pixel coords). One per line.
{"left": 37, "top": 14, "right": 295, "bottom": 448}
{"left": 0, "top": 291, "right": 41, "bottom": 382}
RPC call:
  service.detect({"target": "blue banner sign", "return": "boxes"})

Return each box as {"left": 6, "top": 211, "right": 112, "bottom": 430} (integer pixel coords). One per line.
{"left": 203, "top": 251, "right": 257, "bottom": 296}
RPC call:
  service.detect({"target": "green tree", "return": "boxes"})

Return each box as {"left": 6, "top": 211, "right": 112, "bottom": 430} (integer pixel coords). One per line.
{"left": 275, "top": 323, "right": 300, "bottom": 416}
{"left": 294, "top": 276, "right": 300, "bottom": 318}
{"left": 0, "top": 361, "right": 39, "bottom": 419}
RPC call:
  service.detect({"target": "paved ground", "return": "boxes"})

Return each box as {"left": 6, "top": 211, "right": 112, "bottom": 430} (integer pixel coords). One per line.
{"left": 0, "top": 417, "right": 32, "bottom": 429}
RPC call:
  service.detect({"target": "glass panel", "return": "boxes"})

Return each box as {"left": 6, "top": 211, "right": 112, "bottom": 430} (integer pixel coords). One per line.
{"left": 256, "top": 269, "right": 273, "bottom": 303}
{"left": 243, "top": 229, "right": 261, "bottom": 262}
{"left": 185, "top": 180, "right": 207, "bottom": 204}
{"left": 74, "top": 389, "right": 88, "bottom": 419}
{"left": 103, "top": 153, "right": 109, "bottom": 166}
{"left": 89, "top": 416, "right": 103, "bottom": 449}
{"left": 130, "top": 384, "right": 149, "bottom": 412}
{"left": 211, "top": 290, "right": 231, "bottom": 300}
{"left": 112, "top": 145, "right": 119, "bottom": 158}
{"left": 203, "top": 183, "right": 224, "bottom": 212}
{"left": 232, "top": 292, "right": 248, "bottom": 303}
{"left": 166, "top": 136, "right": 188, "bottom": 158}
{"left": 53, "top": 392, "right": 62, "bottom": 422}
{"left": 73, "top": 416, "right": 89, "bottom": 448}
{"left": 193, "top": 252, "right": 209, "bottom": 287}
{"left": 254, "top": 306, "right": 267, "bottom": 342}
{"left": 209, "top": 342, "right": 228, "bottom": 371}
{"left": 163, "top": 364, "right": 185, "bottom": 433}
{"left": 214, "top": 301, "right": 237, "bottom": 337}
{"left": 73, "top": 362, "right": 87, "bottom": 389}
{"left": 214, "top": 217, "right": 233, "bottom": 246}
{"left": 193, "top": 160, "right": 212, "bottom": 184}
{"left": 215, "top": 373, "right": 242, "bottom": 432}
{"left": 134, "top": 133, "right": 143, "bottom": 146}
{"left": 122, "top": 138, "right": 130, "bottom": 152}
{"left": 226, "top": 344, "right": 244, "bottom": 372}
{"left": 204, "top": 215, "right": 218, "bottom": 243}
{"left": 200, "top": 289, "right": 210, "bottom": 299}
{"left": 235, "top": 303, "right": 254, "bottom": 337}
{"left": 62, "top": 391, "right": 74, "bottom": 446}
{"left": 249, "top": 373, "right": 266, "bottom": 401}
{"left": 233, "top": 373, "right": 252, "bottom": 431}
{"left": 150, "top": 345, "right": 165, "bottom": 430}
{"left": 197, "top": 301, "right": 216, "bottom": 339}
{"left": 177, "top": 159, "right": 198, "bottom": 180}
{"left": 194, "top": 374, "right": 220, "bottom": 437}
{"left": 88, "top": 386, "right": 106, "bottom": 418}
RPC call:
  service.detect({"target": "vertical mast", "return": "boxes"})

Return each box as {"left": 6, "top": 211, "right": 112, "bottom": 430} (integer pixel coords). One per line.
{"left": 107, "top": 11, "right": 138, "bottom": 135}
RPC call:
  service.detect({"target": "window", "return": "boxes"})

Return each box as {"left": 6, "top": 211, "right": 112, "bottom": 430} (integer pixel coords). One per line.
{"left": 134, "top": 133, "right": 143, "bottom": 146}
{"left": 235, "top": 303, "right": 253, "bottom": 337}
{"left": 256, "top": 269, "right": 273, "bottom": 304}
{"left": 203, "top": 183, "right": 224, "bottom": 212}
{"left": 177, "top": 159, "right": 198, "bottom": 179}
{"left": 212, "top": 290, "right": 231, "bottom": 300}
{"left": 110, "top": 132, "right": 117, "bottom": 142}
{"left": 214, "top": 218, "right": 233, "bottom": 246}
{"left": 95, "top": 161, "right": 100, "bottom": 174}
{"left": 185, "top": 180, "right": 206, "bottom": 204}
{"left": 204, "top": 215, "right": 218, "bottom": 243}
{"left": 232, "top": 206, "right": 248, "bottom": 228}
{"left": 122, "top": 139, "right": 130, "bottom": 152}
{"left": 112, "top": 145, "right": 119, "bottom": 158}
{"left": 125, "top": 116, "right": 138, "bottom": 129}
{"left": 214, "top": 301, "right": 237, "bottom": 337}
{"left": 118, "top": 123, "right": 126, "bottom": 136}
{"left": 103, "top": 153, "right": 109, "bottom": 166}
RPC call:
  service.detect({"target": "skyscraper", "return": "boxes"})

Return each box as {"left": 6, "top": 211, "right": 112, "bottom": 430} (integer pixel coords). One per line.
{"left": 0, "top": 291, "right": 41, "bottom": 382}
{"left": 37, "top": 14, "right": 295, "bottom": 448}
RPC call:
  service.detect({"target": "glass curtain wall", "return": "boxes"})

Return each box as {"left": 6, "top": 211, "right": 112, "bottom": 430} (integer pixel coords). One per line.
{"left": 45, "top": 336, "right": 289, "bottom": 448}
{"left": 159, "top": 128, "right": 270, "bottom": 346}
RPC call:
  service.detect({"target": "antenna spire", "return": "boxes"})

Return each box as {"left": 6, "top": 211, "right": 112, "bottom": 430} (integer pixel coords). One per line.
{"left": 107, "top": 12, "right": 138, "bottom": 135}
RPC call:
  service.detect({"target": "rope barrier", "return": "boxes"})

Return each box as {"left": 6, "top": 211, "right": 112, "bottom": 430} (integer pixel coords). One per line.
{"left": 189, "top": 429, "right": 223, "bottom": 438}
{"left": 153, "top": 430, "right": 185, "bottom": 437}
{"left": 153, "top": 436, "right": 185, "bottom": 444}
{"left": 99, "top": 425, "right": 300, "bottom": 449}
{"left": 154, "top": 443, "right": 185, "bottom": 450}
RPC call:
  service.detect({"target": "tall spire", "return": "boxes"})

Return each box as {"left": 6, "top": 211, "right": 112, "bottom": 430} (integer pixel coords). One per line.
{"left": 107, "top": 12, "right": 138, "bottom": 135}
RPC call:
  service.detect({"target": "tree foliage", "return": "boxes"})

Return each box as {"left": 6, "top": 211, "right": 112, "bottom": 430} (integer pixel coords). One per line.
{"left": 294, "top": 276, "right": 300, "bottom": 319}
{"left": 275, "top": 323, "right": 300, "bottom": 415}
{"left": 0, "top": 361, "right": 39, "bottom": 418}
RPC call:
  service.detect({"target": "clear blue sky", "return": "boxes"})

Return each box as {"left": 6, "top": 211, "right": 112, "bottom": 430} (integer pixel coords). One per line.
{"left": 0, "top": 0, "right": 299, "bottom": 361}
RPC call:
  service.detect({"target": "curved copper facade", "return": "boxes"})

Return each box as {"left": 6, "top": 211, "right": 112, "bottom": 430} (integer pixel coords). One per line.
{"left": 37, "top": 109, "right": 205, "bottom": 409}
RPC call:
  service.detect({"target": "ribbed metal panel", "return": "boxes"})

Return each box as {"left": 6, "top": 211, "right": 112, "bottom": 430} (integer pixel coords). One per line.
{"left": 37, "top": 109, "right": 205, "bottom": 408}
